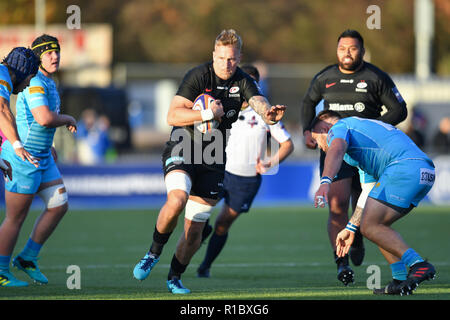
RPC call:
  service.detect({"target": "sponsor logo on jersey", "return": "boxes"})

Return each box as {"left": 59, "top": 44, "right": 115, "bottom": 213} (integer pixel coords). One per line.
{"left": 355, "top": 81, "right": 367, "bottom": 92}
{"left": 356, "top": 81, "right": 367, "bottom": 89}
{"left": 228, "top": 93, "right": 240, "bottom": 98}
{"left": 0, "top": 80, "right": 11, "bottom": 93}
{"left": 329, "top": 103, "right": 355, "bottom": 111}
{"left": 340, "top": 79, "right": 354, "bottom": 83}
{"left": 165, "top": 156, "right": 184, "bottom": 166}
{"left": 354, "top": 102, "right": 365, "bottom": 112}
{"left": 325, "top": 82, "right": 336, "bottom": 88}
{"left": 229, "top": 86, "right": 239, "bottom": 93}
{"left": 420, "top": 168, "right": 435, "bottom": 186}
{"left": 226, "top": 110, "right": 237, "bottom": 118}
{"left": 29, "top": 86, "right": 45, "bottom": 94}
{"left": 392, "top": 86, "right": 404, "bottom": 103}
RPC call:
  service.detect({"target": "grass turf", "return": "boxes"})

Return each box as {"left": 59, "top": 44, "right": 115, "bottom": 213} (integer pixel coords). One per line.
{"left": 0, "top": 205, "right": 449, "bottom": 302}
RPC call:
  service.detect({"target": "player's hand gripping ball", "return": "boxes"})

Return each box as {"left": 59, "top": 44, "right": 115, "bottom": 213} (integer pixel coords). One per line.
{"left": 192, "top": 93, "right": 219, "bottom": 134}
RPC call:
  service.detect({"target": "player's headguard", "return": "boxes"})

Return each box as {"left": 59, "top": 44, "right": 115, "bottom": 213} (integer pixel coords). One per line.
{"left": 2, "top": 47, "right": 39, "bottom": 85}
{"left": 31, "top": 34, "right": 61, "bottom": 60}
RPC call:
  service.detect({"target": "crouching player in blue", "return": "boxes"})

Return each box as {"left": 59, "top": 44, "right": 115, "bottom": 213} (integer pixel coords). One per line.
{"left": 311, "top": 110, "right": 436, "bottom": 295}
{"left": 0, "top": 35, "right": 77, "bottom": 287}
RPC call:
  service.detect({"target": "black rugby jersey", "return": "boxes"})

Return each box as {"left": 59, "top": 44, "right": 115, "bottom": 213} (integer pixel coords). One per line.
{"left": 176, "top": 61, "right": 262, "bottom": 133}
{"left": 301, "top": 62, "right": 407, "bottom": 132}
{"left": 166, "top": 61, "right": 263, "bottom": 169}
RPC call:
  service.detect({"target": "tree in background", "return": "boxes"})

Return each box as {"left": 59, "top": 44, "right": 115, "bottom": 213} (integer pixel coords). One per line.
{"left": 1, "top": 0, "right": 449, "bottom": 75}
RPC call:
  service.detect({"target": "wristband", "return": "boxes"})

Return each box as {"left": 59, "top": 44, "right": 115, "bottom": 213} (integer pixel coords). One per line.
{"left": 12, "top": 141, "right": 24, "bottom": 150}
{"left": 345, "top": 222, "right": 359, "bottom": 233}
{"left": 320, "top": 176, "right": 333, "bottom": 185}
{"left": 200, "top": 109, "right": 214, "bottom": 122}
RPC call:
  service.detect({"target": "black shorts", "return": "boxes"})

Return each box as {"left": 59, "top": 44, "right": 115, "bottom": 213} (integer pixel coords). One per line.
{"left": 162, "top": 141, "right": 224, "bottom": 200}
{"left": 319, "top": 150, "right": 361, "bottom": 190}
{"left": 223, "top": 171, "right": 262, "bottom": 214}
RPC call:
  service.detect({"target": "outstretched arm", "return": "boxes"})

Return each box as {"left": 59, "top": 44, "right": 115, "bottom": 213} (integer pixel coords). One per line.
{"left": 248, "top": 95, "right": 286, "bottom": 125}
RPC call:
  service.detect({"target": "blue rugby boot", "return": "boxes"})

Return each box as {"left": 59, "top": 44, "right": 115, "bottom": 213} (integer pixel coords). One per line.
{"left": 133, "top": 253, "right": 160, "bottom": 281}
{"left": 0, "top": 270, "right": 28, "bottom": 287}
{"left": 167, "top": 277, "right": 190, "bottom": 294}
{"left": 13, "top": 255, "right": 48, "bottom": 284}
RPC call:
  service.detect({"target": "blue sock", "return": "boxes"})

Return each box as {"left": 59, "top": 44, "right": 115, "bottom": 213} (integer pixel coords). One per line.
{"left": 401, "top": 248, "right": 424, "bottom": 267}
{"left": 0, "top": 255, "right": 11, "bottom": 272}
{"left": 390, "top": 261, "right": 407, "bottom": 281}
{"left": 20, "top": 238, "right": 42, "bottom": 259}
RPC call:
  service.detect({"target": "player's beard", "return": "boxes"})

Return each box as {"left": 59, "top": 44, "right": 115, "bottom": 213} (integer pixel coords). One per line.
{"left": 339, "top": 54, "right": 363, "bottom": 72}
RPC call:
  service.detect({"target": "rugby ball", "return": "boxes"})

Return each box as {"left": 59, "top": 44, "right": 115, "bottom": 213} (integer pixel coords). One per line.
{"left": 192, "top": 93, "right": 219, "bottom": 134}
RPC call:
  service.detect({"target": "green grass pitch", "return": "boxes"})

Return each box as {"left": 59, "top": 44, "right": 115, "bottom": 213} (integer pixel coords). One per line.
{"left": 0, "top": 205, "right": 449, "bottom": 301}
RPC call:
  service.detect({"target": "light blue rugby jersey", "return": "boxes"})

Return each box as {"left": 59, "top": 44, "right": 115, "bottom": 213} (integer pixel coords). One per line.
{"left": 327, "top": 117, "right": 432, "bottom": 180}
{"left": 14, "top": 70, "right": 60, "bottom": 157}
{"left": 0, "top": 64, "right": 13, "bottom": 101}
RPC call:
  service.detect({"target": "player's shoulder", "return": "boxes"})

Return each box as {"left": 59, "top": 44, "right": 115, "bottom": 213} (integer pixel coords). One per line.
{"left": 333, "top": 117, "right": 355, "bottom": 129}
{"left": 313, "top": 64, "right": 339, "bottom": 82}
{"left": 362, "top": 62, "right": 393, "bottom": 82}
{"left": 29, "top": 72, "right": 46, "bottom": 86}
{"left": 0, "top": 64, "right": 10, "bottom": 80}
{"left": 185, "top": 62, "right": 211, "bottom": 78}
{"left": 0, "top": 65, "right": 12, "bottom": 95}
{"left": 26, "top": 73, "right": 48, "bottom": 95}
{"left": 233, "top": 66, "right": 252, "bottom": 81}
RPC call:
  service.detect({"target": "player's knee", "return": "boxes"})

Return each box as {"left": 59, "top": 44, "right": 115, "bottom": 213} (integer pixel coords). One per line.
{"left": 329, "top": 198, "right": 350, "bottom": 214}
{"left": 184, "top": 200, "right": 213, "bottom": 223}
{"left": 359, "top": 220, "right": 374, "bottom": 240}
{"left": 37, "top": 184, "right": 68, "bottom": 210}
{"left": 214, "top": 214, "right": 234, "bottom": 235}
{"left": 5, "top": 210, "right": 28, "bottom": 226}
{"left": 215, "top": 224, "right": 229, "bottom": 236}
{"left": 166, "top": 191, "right": 189, "bottom": 213}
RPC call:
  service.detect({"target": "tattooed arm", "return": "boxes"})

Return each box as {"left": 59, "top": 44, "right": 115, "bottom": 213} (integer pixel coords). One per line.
{"left": 248, "top": 95, "right": 286, "bottom": 125}
{"left": 349, "top": 206, "right": 364, "bottom": 227}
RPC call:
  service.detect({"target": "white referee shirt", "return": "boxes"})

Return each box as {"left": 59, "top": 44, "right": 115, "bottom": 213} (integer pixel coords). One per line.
{"left": 225, "top": 107, "right": 291, "bottom": 177}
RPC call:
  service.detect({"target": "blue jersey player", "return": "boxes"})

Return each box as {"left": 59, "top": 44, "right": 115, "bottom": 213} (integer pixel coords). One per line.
{"left": 0, "top": 35, "right": 77, "bottom": 287}
{"left": 311, "top": 110, "right": 435, "bottom": 295}
{"left": 0, "top": 47, "right": 40, "bottom": 171}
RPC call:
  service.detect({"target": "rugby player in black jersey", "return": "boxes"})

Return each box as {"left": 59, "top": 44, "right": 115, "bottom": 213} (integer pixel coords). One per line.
{"left": 301, "top": 29, "right": 407, "bottom": 286}
{"left": 132, "top": 29, "right": 286, "bottom": 294}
